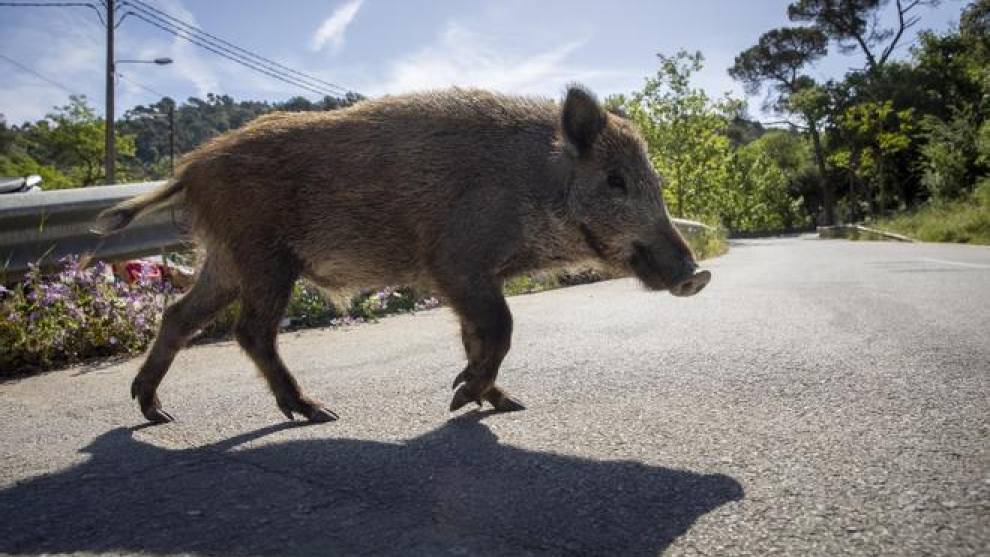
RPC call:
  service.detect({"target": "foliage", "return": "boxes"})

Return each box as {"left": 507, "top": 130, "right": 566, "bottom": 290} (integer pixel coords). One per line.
{"left": 724, "top": 0, "right": 987, "bottom": 234}
{"left": 0, "top": 257, "right": 440, "bottom": 375}
{"left": 729, "top": 26, "right": 829, "bottom": 109}
{"left": 0, "top": 257, "right": 171, "bottom": 374}
{"left": 727, "top": 136, "right": 812, "bottom": 231}
{"left": 621, "top": 51, "right": 812, "bottom": 232}
{"left": 25, "top": 96, "right": 135, "bottom": 186}
{"left": 873, "top": 182, "right": 990, "bottom": 244}
{"left": 829, "top": 100, "right": 916, "bottom": 216}
{"left": 0, "top": 150, "right": 73, "bottom": 190}
{"left": 349, "top": 286, "right": 423, "bottom": 321}
{"left": 917, "top": 108, "right": 982, "bottom": 200}
{"left": 503, "top": 274, "right": 560, "bottom": 297}
{"left": 684, "top": 226, "right": 730, "bottom": 260}
{"left": 787, "top": 0, "right": 942, "bottom": 70}
{"left": 729, "top": 24, "right": 833, "bottom": 223}
{"left": 118, "top": 92, "right": 363, "bottom": 180}
{"left": 1, "top": 92, "right": 361, "bottom": 187}
{"left": 621, "top": 51, "right": 742, "bottom": 224}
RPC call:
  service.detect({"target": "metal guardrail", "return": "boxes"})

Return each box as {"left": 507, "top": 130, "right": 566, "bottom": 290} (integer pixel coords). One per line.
{"left": 0, "top": 181, "right": 187, "bottom": 281}
{"left": 817, "top": 224, "right": 914, "bottom": 242}
{"left": 0, "top": 181, "right": 713, "bottom": 282}
{"left": 671, "top": 218, "right": 714, "bottom": 238}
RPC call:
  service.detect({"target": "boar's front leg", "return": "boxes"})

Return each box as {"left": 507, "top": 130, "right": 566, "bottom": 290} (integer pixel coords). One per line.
{"left": 233, "top": 256, "right": 338, "bottom": 423}
{"left": 446, "top": 281, "right": 526, "bottom": 413}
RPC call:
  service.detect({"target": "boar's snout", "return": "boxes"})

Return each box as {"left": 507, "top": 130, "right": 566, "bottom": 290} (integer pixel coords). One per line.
{"left": 669, "top": 268, "right": 711, "bottom": 297}
{"left": 629, "top": 227, "right": 711, "bottom": 297}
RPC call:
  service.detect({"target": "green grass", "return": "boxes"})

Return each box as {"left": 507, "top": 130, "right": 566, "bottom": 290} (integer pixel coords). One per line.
{"left": 685, "top": 226, "right": 730, "bottom": 260}
{"left": 871, "top": 185, "right": 990, "bottom": 245}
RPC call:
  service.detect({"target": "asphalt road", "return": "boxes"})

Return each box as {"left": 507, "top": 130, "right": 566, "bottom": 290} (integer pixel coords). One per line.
{"left": 1, "top": 236, "right": 987, "bottom": 556}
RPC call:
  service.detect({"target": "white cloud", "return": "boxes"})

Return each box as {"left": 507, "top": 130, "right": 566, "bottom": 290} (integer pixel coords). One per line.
{"left": 0, "top": 8, "right": 103, "bottom": 123}
{"left": 311, "top": 0, "right": 363, "bottom": 53}
{"left": 368, "top": 22, "right": 624, "bottom": 98}
{"left": 0, "top": 0, "right": 342, "bottom": 124}
{"left": 0, "top": 0, "right": 229, "bottom": 123}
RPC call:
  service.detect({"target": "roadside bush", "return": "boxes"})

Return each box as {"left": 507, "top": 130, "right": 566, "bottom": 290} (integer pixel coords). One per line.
{"left": 873, "top": 182, "right": 990, "bottom": 244}
{"left": 0, "top": 258, "right": 446, "bottom": 376}
{"left": 0, "top": 257, "right": 170, "bottom": 374}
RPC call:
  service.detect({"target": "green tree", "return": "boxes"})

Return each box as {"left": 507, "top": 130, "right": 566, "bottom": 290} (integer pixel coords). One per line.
{"left": 917, "top": 108, "right": 981, "bottom": 201}
{"left": 830, "top": 100, "right": 916, "bottom": 215}
{"left": 729, "top": 27, "right": 835, "bottom": 223}
{"left": 725, "top": 137, "right": 810, "bottom": 231}
{"left": 119, "top": 91, "right": 362, "bottom": 179}
{"left": 622, "top": 51, "right": 742, "bottom": 223}
{"left": 20, "top": 96, "right": 135, "bottom": 187}
{"left": 787, "top": 0, "right": 941, "bottom": 72}
{"left": 0, "top": 114, "right": 73, "bottom": 189}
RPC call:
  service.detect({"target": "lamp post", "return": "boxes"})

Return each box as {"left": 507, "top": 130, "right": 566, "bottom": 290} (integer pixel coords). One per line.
{"left": 104, "top": 40, "right": 173, "bottom": 184}
{"left": 167, "top": 104, "right": 175, "bottom": 176}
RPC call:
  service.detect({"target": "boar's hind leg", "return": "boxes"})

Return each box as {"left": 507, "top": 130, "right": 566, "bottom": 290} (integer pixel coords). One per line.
{"left": 132, "top": 254, "right": 237, "bottom": 423}
{"left": 448, "top": 282, "right": 526, "bottom": 413}
{"left": 233, "top": 263, "right": 338, "bottom": 423}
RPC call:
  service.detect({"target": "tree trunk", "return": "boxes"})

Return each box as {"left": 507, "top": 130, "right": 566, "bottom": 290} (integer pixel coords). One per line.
{"left": 807, "top": 118, "right": 835, "bottom": 225}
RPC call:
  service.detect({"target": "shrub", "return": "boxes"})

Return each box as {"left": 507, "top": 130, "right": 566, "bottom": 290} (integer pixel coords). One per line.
{"left": 0, "top": 257, "right": 171, "bottom": 374}
{"left": 873, "top": 182, "right": 990, "bottom": 244}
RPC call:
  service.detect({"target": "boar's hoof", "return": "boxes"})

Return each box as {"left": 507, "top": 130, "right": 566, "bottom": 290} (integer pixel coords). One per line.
{"left": 483, "top": 386, "right": 526, "bottom": 412}
{"left": 450, "top": 385, "right": 526, "bottom": 413}
{"left": 143, "top": 406, "right": 175, "bottom": 424}
{"left": 306, "top": 407, "right": 340, "bottom": 423}
{"left": 134, "top": 391, "right": 174, "bottom": 424}
{"left": 276, "top": 396, "right": 339, "bottom": 423}
{"left": 450, "top": 386, "right": 483, "bottom": 412}
{"left": 488, "top": 393, "right": 526, "bottom": 412}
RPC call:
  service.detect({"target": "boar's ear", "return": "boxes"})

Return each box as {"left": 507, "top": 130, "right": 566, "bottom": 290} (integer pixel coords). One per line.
{"left": 561, "top": 85, "right": 606, "bottom": 158}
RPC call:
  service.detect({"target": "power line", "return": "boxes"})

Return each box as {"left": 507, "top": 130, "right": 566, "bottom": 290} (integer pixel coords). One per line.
{"left": 116, "top": 71, "right": 167, "bottom": 99}
{"left": 124, "top": 6, "right": 348, "bottom": 97}
{"left": 125, "top": 0, "right": 352, "bottom": 95}
{"left": 2, "top": 0, "right": 357, "bottom": 99}
{"left": 0, "top": 52, "right": 81, "bottom": 96}
{"left": 120, "top": 0, "right": 353, "bottom": 97}
{"left": 0, "top": 1, "right": 106, "bottom": 26}
{"left": 0, "top": 1, "right": 94, "bottom": 5}
{"left": 130, "top": 12, "right": 338, "bottom": 98}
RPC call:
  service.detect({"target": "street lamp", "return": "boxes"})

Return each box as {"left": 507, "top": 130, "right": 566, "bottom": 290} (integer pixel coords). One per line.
{"left": 105, "top": 39, "right": 173, "bottom": 185}
{"left": 117, "top": 58, "right": 174, "bottom": 65}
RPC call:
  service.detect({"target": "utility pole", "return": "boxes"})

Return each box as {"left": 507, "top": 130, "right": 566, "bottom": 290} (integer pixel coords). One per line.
{"left": 168, "top": 104, "right": 176, "bottom": 176}
{"left": 104, "top": 0, "right": 115, "bottom": 184}
{"left": 3, "top": 1, "right": 171, "bottom": 185}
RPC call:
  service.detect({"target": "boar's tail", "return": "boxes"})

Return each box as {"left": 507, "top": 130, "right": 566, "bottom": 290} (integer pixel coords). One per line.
{"left": 92, "top": 179, "right": 185, "bottom": 235}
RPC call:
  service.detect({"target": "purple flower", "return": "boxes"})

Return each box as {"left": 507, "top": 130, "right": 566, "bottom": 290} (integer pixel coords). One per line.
{"left": 41, "top": 283, "right": 69, "bottom": 306}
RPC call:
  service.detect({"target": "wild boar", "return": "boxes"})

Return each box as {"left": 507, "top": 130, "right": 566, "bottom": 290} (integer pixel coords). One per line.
{"left": 97, "top": 85, "right": 711, "bottom": 424}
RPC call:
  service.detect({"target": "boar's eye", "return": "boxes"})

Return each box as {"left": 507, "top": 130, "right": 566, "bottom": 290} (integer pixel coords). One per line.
{"left": 606, "top": 173, "right": 627, "bottom": 195}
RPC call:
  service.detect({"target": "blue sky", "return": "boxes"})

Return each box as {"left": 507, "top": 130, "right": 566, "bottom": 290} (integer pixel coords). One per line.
{"left": 0, "top": 0, "right": 967, "bottom": 124}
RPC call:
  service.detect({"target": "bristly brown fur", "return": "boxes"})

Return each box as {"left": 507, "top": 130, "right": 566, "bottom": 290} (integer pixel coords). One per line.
{"left": 105, "top": 85, "right": 702, "bottom": 423}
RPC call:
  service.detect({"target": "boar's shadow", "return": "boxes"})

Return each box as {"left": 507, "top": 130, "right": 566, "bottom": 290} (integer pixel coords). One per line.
{"left": 0, "top": 413, "right": 743, "bottom": 556}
